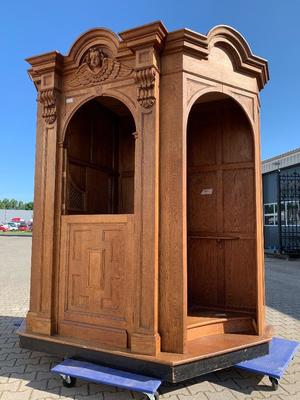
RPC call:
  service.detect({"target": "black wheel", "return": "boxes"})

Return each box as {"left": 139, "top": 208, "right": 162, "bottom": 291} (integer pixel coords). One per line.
{"left": 269, "top": 376, "right": 279, "bottom": 391}
{"left": 62, "top": 375, "right": 77, "bottom": 388}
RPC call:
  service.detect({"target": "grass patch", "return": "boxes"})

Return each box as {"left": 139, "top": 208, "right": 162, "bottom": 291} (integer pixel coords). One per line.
{"left": 0, "top": 231, "right": 32, "bottom": 236}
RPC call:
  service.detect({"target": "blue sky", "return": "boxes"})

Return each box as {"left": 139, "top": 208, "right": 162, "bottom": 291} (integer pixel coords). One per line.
{"left": 1, "top": 0, "right": 299, "bottom": 201}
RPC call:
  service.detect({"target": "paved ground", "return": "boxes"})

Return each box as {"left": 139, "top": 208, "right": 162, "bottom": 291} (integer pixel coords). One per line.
{"left": 0, "top": 237, "right": 299, "bottom": 400}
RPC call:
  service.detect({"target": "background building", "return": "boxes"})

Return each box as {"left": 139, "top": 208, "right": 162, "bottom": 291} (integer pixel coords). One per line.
{"left": 0, "top": 209, "right": 33, "bottom": 223}
{"left": 262, "top": 148, "right": 300, "bottom": 255}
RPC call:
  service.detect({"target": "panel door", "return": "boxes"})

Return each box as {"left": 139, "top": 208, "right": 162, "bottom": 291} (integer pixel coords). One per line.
{"left": 58, "top": 215, "right": 133, "bottom": 349}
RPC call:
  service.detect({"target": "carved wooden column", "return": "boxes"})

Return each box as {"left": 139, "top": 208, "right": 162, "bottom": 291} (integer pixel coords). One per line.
{"left": 26, "top": 53, "right": 62, "bottom": 335}
{"left": 120, "top": 22, "right": 167, "bottom": 356}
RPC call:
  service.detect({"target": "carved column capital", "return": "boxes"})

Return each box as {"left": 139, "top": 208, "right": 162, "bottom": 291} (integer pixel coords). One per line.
{"left": 135, "top": 67, "right": 156, "bottom": 109}
{"left": 38, "top": 88, "right": 57, "bottom": 124}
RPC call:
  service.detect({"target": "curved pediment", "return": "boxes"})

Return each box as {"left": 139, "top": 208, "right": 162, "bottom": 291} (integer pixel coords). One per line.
{"left": 207, "top": 25, "right": 269, "bottom": 89}
{"left": 65, "top": 28, "right": 120, "bottom": 68}
{"left": 165, "top": 24, "right": 269, "bottom": 90}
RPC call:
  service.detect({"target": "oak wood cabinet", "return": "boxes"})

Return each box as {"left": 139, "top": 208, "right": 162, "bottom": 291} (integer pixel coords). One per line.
{"left": 18, "top": 21, "right": 271, "bottom": 380}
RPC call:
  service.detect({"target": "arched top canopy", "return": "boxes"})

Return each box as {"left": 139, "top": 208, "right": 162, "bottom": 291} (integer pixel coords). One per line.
{"left": 164, "top": 24, "right": 269, "bottom": 90}
{"left": 207, "top": 25, "right": 269, "bottom": 89}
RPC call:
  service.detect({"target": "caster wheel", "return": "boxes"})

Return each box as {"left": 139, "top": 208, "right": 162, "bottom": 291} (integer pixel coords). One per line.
{"left": 61, "top": 375, "right": 77, "bottom": 388}
{"left": 269, "top": 376, "right": 279, "bottom": 391}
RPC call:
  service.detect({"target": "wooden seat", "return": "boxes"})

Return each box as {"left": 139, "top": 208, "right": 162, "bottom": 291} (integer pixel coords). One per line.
{"left": 187, "top": 309, "right": 255, "bottom": 341}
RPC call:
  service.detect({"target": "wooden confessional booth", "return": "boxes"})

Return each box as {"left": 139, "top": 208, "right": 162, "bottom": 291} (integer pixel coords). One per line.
{"left": 19, "top": 21, "right": 271, "bottom": 381}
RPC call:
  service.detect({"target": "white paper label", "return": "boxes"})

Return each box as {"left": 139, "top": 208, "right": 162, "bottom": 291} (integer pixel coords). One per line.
{"left": 201, "top": 188, "right": 213, "bottom": 195}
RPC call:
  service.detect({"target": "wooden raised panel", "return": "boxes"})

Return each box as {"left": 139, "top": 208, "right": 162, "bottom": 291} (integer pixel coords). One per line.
{"left": 59, "top": 215, "right": 133, "bottom": 349}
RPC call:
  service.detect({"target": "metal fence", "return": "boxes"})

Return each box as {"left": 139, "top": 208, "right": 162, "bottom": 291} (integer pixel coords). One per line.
{"left": 279, "top": 172, "right": 300, "bottom": 254}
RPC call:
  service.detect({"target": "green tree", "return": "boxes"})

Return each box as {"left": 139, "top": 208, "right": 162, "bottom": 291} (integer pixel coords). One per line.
{"left": 0, "top": 198, "right": 33, "bottom": 210}
{"left": 9, "top": 199, "right": 18, "bottom": 209}
{"left": 2, "top": 198, "right": 10, "bottom": 209}
{"left": 25, "top": 202, "right": 34, "bottom": 210}
{"left": 18, "top": 201, "right": 25, "bottom": 210}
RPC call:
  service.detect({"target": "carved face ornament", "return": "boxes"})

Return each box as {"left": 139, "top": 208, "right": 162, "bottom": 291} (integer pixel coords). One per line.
{"left": 86, "top": 47, "right": 104, "bottom": 72}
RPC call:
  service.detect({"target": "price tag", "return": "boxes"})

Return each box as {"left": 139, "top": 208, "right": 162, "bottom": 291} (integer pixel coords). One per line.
{"left": 201, "top": 188, "right": 213, "bottom": 195}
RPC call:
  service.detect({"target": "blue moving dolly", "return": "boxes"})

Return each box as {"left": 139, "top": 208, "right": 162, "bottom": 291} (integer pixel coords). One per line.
{"left": 51, "top": 358, "right": 161, "bottom": 400}
{"left": 51, "top": 337, "right": 299, "bottom": 398}
{"left": 235, "top": 337, "right": 299, "bottom": 390}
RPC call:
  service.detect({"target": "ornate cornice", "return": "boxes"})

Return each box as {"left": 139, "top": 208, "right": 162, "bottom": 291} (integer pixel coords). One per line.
{"left": 38, "top": 89, "right": 57, "bottom": 124}
{"left": 119, "top": 21, "right": 167, "bottom": 51}
{"left": 135, "top": 67, "right": 156, "bottom": 108}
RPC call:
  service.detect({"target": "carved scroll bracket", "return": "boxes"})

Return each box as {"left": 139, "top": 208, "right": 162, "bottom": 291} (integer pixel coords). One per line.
{"left": 135, "top": 67, "right": 156, "bottom": 109}
{"left": 38, "top": 88, "right": 57, "bottom": 124}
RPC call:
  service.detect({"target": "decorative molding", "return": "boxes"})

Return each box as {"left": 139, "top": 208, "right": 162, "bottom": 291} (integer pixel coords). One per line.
{"left": 186, "top": 77, "right": 217, "bottom": 108}
{"left": 38, "top": 89, "right": 57, "bottom": 124}
{"left": 227, "top": 89, "right": 255, "bottom": 122}
{"left": 65, "top": 46, "right": 134, "bottom": 89}
{"left": 135, "top": 67, "right": 156, "bottom": 108}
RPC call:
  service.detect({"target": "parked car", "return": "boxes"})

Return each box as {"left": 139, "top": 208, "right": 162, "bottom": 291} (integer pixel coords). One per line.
{"left": 11, "top": 217, "right": 24, "bottom": 228}
{"left": 0, "top": 224, "right": 8, "bottom": 232}
{"left": 18, "top": 223, "right": 30, "bottom": 231}
{"left": 7, "top": 222, "right": 18, "bottom": 231}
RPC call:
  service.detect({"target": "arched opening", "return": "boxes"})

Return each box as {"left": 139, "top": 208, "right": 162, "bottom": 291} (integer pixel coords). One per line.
{"left": 186, "top": 93, "right": 257, "bottom": 339}
{"left": 64, "top": 96, "right": 135, "bottom": 215}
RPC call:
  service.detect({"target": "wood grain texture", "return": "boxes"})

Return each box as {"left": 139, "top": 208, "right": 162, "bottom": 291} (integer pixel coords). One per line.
{"left": 24, "top": 21, "right": 268, "bottom": 362}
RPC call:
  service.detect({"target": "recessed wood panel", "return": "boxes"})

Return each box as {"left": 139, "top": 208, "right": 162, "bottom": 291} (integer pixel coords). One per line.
{"left": 187, "top": 109, "right": 219, "bottom": 167}
{"left": 119, "top": 175, "right": 134, "bottom": 213}
{"left": 86, "top": 168, "right": 110, "bottom": 214}
{"left": 223, "top": 168, "right": 255, "bottom": 234}
{"left": 188, "top": 238, "right": 219, "bottom": 306}
{"left": 188, "top": 172, "right": 217, "bottom": 233}
{"left": 222, "top": 104, "right": 253, "bottom": 164}
{"left": 224, "top": 239, "right": 256, "bottom": 309}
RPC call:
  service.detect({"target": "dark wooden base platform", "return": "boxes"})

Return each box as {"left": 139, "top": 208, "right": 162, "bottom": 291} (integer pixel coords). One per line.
{"left": 18, "top": 321, "right": 270, "bottom": 383}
